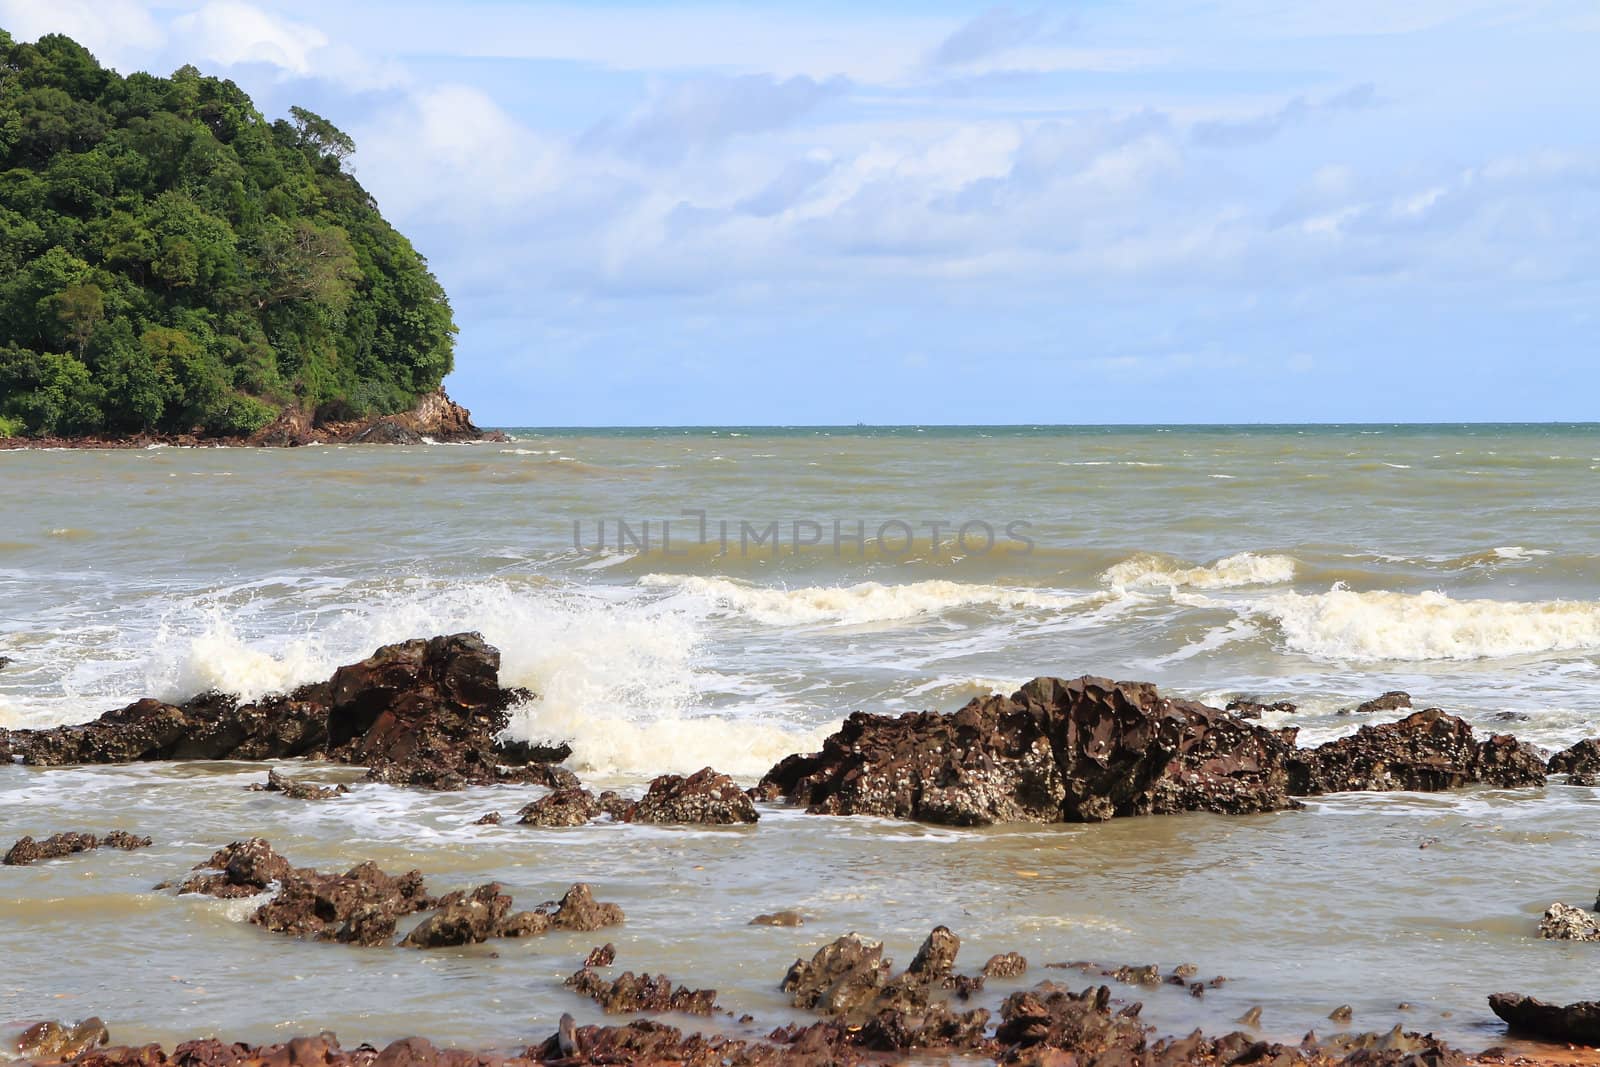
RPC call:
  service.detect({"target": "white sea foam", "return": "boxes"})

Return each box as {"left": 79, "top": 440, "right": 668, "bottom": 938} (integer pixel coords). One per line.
{"left": 1248, "top": 586, "right": 1600, "bottom": 662}
{"left": 641, "top": 575, "right": 1094, "bottom": 626}
{"left": 1102, "top": 552, "right": 1296, "bottom": 591}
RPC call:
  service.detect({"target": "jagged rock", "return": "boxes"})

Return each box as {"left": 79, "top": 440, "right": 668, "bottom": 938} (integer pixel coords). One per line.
{"left": 1288, "top": 709, "right": 1547, "bottom": 794}
{"left": 759, "top": 676, "right": 1303, "bottom": 825}
{"left": 541, "top": 883, "right": 624, "bottom": 931}
{"left": 518, "top": 788, "right": 600, "bottom": 827}
{"left": 473, "top": 812, "right": 502, "bottom": 825}
{"left": 176, "top": 839, "right": 294, "bottom": 898}
{"left": 1347, "top": 691, "right": 1412, "bottom": 715}
{"left": 3, "top": 831, "right": 150, "bottom": 866}
{"left": 596, "top": 791, "right": 632, "bottom": 821}
{"left": 994, "top": 984, "right": 1145, "bottom": 1059}
{"left": 565, "top": 968, "right": 719, "bottom": 1015}
{"left": 400, "top": 883, "right": 545, "bottom": 948}
{"left": 584, "top": 943, "right": 616, "bottom": 967}
{"left": 751, "top": 910, "right": 805, "bottom": 927}
{"left": 250, "top": 768, "right": 349, "bottom": 800}
{"left": 0, "top": 634, "right": 569, "bottom": 791}
{"left": 627, "top": 768, "right": 759, "bottom": 824}
{"left": 782, "top": 933, "right": 892, "bottom": 1016}
{"left": 16, "top": 1019, "right": 109, "bottom": 1062}
{"left": 1490, "top": 992, "right": 1600, "bottom": 1046}
{"left": 1538, "top": 901, "right": 1600, "bottom": 941}
{"left": 255, "top": 860, "right": 434, "bottom": 945}
{"left": 982, "top": 952, "right": 1028, "bottom": 978}
{"left": 1549, "top": 737, "right": 1600, "bottom": 785}
{"left": 1329, "top": 1004, "right": 1354, "bottom": 1022}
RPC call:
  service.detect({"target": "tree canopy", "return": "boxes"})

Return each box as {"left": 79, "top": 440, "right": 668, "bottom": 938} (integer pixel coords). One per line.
{"left": 0, "top": 30, "right": 456, "bottom": 438}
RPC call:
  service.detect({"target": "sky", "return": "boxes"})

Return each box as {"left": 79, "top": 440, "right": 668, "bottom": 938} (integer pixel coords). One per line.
{"left": 2, "top": 0, "right": 1597, "bottom": 425}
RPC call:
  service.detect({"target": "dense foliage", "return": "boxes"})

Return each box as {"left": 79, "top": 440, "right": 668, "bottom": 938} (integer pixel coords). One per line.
{"left": 0, "top": 30, "right": 455, "bottom": 438}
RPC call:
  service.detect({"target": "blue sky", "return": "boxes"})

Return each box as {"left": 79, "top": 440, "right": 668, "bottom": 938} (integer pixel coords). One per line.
{"left": 4, "top": 1, "right": 1597, "bottom": 424}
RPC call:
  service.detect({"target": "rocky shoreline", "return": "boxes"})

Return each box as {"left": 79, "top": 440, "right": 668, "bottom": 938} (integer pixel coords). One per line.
{"left": 0, "top": 389, "right": 504, "bottom": 449}
{"left": 6, "top": 632, "right": 1600, "bottom": 1061}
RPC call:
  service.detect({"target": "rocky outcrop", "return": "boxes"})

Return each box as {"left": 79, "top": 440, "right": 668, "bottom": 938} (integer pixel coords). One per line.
{"left": 0, "top": 634, "right": 569, "bottom": 791}
{"left": 176, "top": 838, "right": 294, "bottom": 898}
{"left": 4, "top": 831, "right": 150, "bottom": 866}
{"left": 1549, "top": 737, "right": 1600, "bottom": 785}
{"left": 254, "top": 861, "right": 435, "bottom": 946}
{"left": 759, "top": 677, "right": 1548, "bottom": 827}
{"left": 1287, "top": 709, "right": 1546, "bottom": 795}
{"left": 1347, "top": 691, "right": 1412, "bottom": 715}
{"left": 565, "top": 967, "right": 720, "bottom": 1016}
{"left": 629, "top": 768, "right": 759, "bottom": 824}
{"left": 400, "top": 883, "right": 548, "bottom": 948}
{"left": 758, "top": 676, "right": 1303, "bottom": 825}
{"left": 982, "top": 952, "right": 1028, "bottom": 978}
{"left": 543, "top": 883, "right": 625, "bottom": 932}
{"left": 1490, "top": 992, "right": 1600, "bottom": 1046}
{"left": 1538, "top": 902, "right": 1600, "bottom": 941}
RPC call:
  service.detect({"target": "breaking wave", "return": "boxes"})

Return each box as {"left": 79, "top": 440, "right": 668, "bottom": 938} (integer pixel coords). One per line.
{"left": 1102, "top": 552, "right": 1297, "bottom": 591}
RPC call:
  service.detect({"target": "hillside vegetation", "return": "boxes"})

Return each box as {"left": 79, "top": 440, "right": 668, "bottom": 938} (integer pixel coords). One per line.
{"left": 0, "top": 30, "right": 456, "bottom": 439}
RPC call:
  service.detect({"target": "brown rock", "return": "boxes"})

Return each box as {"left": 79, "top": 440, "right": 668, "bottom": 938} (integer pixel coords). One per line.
{"left": 1549, "top": 737, "right": 1600, "bottom": 785}
{"left": 750, "top": 911, "right": 804, "bottom": 927}
{"left": 17, "top": 1019, "right": 109, "bottom": 1062}
{"left": 628, "top": 768, "right": 759, "bottom": 824}
{"left": 256, "top": 860, "right": 433, "bottom": 945}
{"left": 1289, "top": 709, "right": 1547, "bottom": 794}
{"left": 565, "top": 968, "right": 719, "bottom": 1015}
{"left": 4, "top": 831, "right": 150, "bottom": 866}
{"left": 1490, "top": 993, "right": 1600, "bottom": 1047}
{"left": 1347, "top": 691, "right": 1412, "bottom": 715}
{"left": 517, "top": 788, "right": 600, "bottom": 827}
{"left": 584, "top": 943, "right": 616, "bottom": 967}
{"left": 177, "top": 838, "right": 293, "bottom": 898}
{"left": 982, "top": 952, "right": 1028, "bottom": 978}
{"left": 542, "top": 883, "right": 624, "bottom": 931}
{"left": 251, "top": 768, "right": 349, "bottom": 800}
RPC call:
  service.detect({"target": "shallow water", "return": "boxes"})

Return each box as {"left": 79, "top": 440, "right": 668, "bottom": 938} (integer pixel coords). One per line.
{"left": 3, "top": 425, "right": 1600, "bottom": 1053}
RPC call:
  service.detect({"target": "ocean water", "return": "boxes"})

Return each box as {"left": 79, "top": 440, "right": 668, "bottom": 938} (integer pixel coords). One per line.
{"left": 2, "top": 425, "right": 1599, "bottom": 1054}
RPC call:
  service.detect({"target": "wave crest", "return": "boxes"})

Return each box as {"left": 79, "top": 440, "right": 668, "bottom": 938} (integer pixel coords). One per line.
{"left": 1102, "top": 552, "right": 1297, "bottom": 591}
{"left": 642, "top": 575, "right": 1094, "bottom": 626}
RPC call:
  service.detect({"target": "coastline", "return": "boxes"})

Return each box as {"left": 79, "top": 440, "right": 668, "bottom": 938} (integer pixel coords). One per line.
{"left": 0, "top": 390, "right": 505, "bottom": 450}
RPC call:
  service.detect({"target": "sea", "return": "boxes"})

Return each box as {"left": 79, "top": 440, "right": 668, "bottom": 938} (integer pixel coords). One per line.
{"left": 2, "top": 424, "right": 1599, "bottom": 1055}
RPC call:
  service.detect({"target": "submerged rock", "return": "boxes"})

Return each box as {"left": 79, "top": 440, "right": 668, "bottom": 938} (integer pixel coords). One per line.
{"left": 565, "top": 967, "right": 720, "bottom": 1016}
{"left": 400, "top": 883, "right": 548, "bottom": 948}
{"left": 1288, "top": 709, "right": 1547, "bottom": 794}
{"left": 982, "top": 952, "right": 1028, "bottom": 978}
{"left": 1, "top": 634, "right": 571, "bottom": 791}
{"left": 759, "top": 675, "right": 1304, "bottom": 825}
{"left": 1490, "top": 992, "right": 1600, "bottom": 1046}
{"left": 255, "top": 860, "right": 434, "bottom": 946}
{"left": 1538, "top": 901, "right": 1600, "bottom": 941}
{"left": 628, "top": 768, "right": 759, "bottom": 824}
{"left": 751, "top": 910, "right": 805, "bottom": 927}
{"left": 15, "top": 1018, "right": 109, "bottom": 1062}
{"left": 4, "top": 831, "right": 151, "bottom": 866}
{"left": 250, "top": 768, "right": 349, "bottom": 800}
{"left": 176, "top": 839, "right": 295, "bottom": 899}
{"left": 1347, "top": 691, "right": 1412, "bottom": 715}
{"left": 542, "top": 883, "right": 625, "bottom": 931}
{"left": 1225, "top": 697, "right": 1297, "bottom": 719}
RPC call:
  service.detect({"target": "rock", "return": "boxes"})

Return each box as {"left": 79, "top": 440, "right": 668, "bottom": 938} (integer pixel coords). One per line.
{"left": 16, "top": 1019, "right": 109, "bottom": 1062}
{"left": 0, "top": 634, "right": 570, "bottom": 791}
{"left": 473, "top": 812, "right": 502, "bottom": 825}
{"left": 982, "top": 952, "right": 1028, "bottom": 978}
{"left": 584, "top": 943, "right": 616, "bottom": 967}
{"left": 351, "top": 420, "right": 424, "bottom": 445}
{"left": 1329, "top": 1004, "right": 1354, "bottom": 1023}
{"left": 1347, "top": 691, "right": 1412, "bottom": 715}
{"left": 750, "top": 910, "right": 804, "bottom": 927}
{"left": 1549, "top": 737, "right": 1600, "bottom": 785}
{"left": 518, "top": 788, "right": 600, "bottom": 827}
{"left": 256, "top": 860, "right": 434, "bottom": 945}
{"left": 1490, "top": 992, "right": 1600, "bottom": 1046}
{"left": 1238, "top": 1005, "right": 1262, "bottom": 1026}
{"left": 1288, "top": 709, "right": 1547, "bottom": 795}
{"left": 177, "top": 839, "right": 295, "bottom": 898}
{"left": 4, "top": 831, "right": 150, "bottom": 866}
{"left": 760, "top": 676, "right": 1304, "bottom": 825}
{"left": 400, "top": 883, "right": 515, "bottom": 948}
{"left": 595, "top": 791, "right": 633, "bottom": 821}
{"left": 1225, "top": 698, "right": 1296, "bottom": 719}
{"left": 542, "top": 883, "right": 624, "bottom": 931}
{"left": 781, "top": 933, "right": 892, "bottom": 1016}
{"left": 565, "top": 967, "right": 719, "bottom": 1015}
{"left": 907, "top": 925, "right": 961, "bottom": 981}
{"left": 251, "top": 768, "right": 349, "bottom": 800}
{"left": 627, "top": 768, "right": 759, "bottom": 824}
{"left": 1538, "top": 901, "right": 1600, "bottom": 941}
{"left": 0, "top": 655, "right": 12, "bottom": 671}
{"left": 993, "top": 984, "right": 1145, "bottom": 1059}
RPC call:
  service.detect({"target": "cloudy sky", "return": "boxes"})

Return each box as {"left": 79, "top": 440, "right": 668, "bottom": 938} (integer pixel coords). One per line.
{"left": 4, "top": 1, "right": 1597, "bottom": 424}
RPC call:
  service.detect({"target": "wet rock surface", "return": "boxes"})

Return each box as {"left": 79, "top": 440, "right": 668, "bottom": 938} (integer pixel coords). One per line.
{"left": 626, "top": 767, "right": 760, "bottom": 824}
{"left": 982, "top": 952, "right": 1029, "bottom": 978}
{"left": 1225, "top": 698, "right": 1297, "bottom": 719}
{"left": 751, "top": 910, "right": 804, "bottom": 927}
{"left": 760, "top": 677, "right": 1549, "bottom": 826}
{"left": 517, "top": 788, "right": 600, "bottom": 827}
{"left": 400, "top": 883, "right": 548, "bottom": 948}
{"left": 0, "top": 634, "right": 570, "bottom": 791}
{"left": 15, "top": 1019, "right": 109, "bottom": 1062}
{"left": 1490, "top": 992, "right": 1600, "bottom": 1047}
{"left": 4, "top": 830, "right": 151, "bottom": 866}
{"left": 541, "top": 883, "right": 625, "bottom": 932}
{"left": 1537, "top": 902, "right": 1600, "bottom": 941}
{"left": 1347, "top": 691, "right": 1413, "bottom": 715}
{"left": 1548, "top": 737, "right": 1600, "bottom": 785}
{"left": 255, "top": 861, "right": 435, "bottom": 946}
{"left": 1289, "top": 709, "right": 1547, "bottom": 794}
{"left": 250, "top": 768, "right": 350, "bottom": 800}
{"left": 565, "top": 966, "right": 720, "bottom": 1016}
{"left": 759, "top": 676, "right": 1304, "bottom": 825}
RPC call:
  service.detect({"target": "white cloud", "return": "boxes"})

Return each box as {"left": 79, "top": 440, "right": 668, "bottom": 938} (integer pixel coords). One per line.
{"left": 0, "top": 0, "right": 163, "bottom": 68}
{"left": 172, "top": 1, "right": 327, "bottom": 77}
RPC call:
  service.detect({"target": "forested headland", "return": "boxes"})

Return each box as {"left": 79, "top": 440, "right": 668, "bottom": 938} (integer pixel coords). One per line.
{"left": 0, "top": 29, "right": 460, "bottom": 441}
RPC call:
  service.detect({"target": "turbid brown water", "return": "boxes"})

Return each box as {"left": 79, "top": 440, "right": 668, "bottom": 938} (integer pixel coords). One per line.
{"left": 3, "top": 425, "right": 1600, "bottom": 1055}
